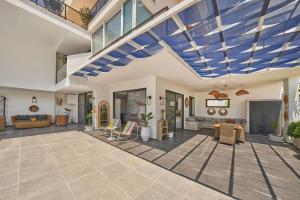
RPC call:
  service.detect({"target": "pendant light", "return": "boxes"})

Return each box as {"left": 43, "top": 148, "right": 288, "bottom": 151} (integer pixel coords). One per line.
{"left": 236, "top": 85, "right": 249, "bottom": 96}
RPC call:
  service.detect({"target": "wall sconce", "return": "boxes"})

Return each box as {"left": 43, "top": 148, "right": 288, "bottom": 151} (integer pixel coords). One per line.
{"left": 159, "top": 96, "right": 165, "bottom": 105}
{"left": 32, "top": 96, "right": 37, "bottom": 103}
{"left": 146, "top": 96, "right": 152, "bottom": 105}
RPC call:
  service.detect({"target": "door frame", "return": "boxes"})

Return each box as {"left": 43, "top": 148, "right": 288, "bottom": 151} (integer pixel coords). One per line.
{"left": 246, "top": 99, "right": 283, "bottom": 134}
{"left": 78, "top": 91, "right": 92, "bottom": 125}
{"left": 98, "top": 100, "right": 110, "bottom": 128}
{"left": 165, "top": 90, "right": 184, "bottom": 131}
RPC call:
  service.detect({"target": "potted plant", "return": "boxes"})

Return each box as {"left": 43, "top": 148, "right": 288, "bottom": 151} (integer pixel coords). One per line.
{"left": 55, "top": 98, "right": 69, "bottom": 126}
{"left": 84, "top": 112, "right": 93, "bottom": 131}
{"left": 268, "top": 121, "right": 284, "bottom": 142}
{"left": 140, "top": 112, "right": 154, "bottom": 141}
{"left": 287, "top": 121, "right": 300, "bottom": 149}
{"left": 79, "top": 7, "right": 92, "bottom": 28}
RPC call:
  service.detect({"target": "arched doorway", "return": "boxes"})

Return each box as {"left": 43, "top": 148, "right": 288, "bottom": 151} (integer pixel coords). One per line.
{"left": 98, "top": 101, "right": 110, "bottom": 128}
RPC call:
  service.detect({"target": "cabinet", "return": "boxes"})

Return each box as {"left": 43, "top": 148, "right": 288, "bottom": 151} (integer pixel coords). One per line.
{"left": 157, "top": 120, "right": 168, "bottom": 141}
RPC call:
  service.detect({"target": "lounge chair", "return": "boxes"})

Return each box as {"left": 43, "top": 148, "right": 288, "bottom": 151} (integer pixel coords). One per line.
{"left": 113, "top": 121, "right": 138, "bottom": 142}
{"left": 98, "top": 119, "right": 120, "bottom": 135}
{"left": 219, "top": 123, "right": 236, "bottom": 145}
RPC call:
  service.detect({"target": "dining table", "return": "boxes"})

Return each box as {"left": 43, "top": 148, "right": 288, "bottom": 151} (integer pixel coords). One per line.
{"left": 213, "top": 123, "right": 245, "bottom": 143}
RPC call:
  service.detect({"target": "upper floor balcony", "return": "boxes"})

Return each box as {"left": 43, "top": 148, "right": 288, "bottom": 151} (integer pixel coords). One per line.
{"left": 30, "top": 0, "right": 90, "bottom": 29}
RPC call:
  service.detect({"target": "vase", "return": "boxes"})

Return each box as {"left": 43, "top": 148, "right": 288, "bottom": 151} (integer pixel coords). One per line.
{"left": 141, "top": 127, "right": 150, "bottom": 141}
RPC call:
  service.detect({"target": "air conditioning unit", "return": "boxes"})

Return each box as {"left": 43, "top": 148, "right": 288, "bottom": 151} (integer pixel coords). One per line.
{"left": 65, "top": 94, "right": 77, "bottom": 105}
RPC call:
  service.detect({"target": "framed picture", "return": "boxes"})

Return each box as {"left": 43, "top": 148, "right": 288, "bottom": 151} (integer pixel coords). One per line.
{"left": 206, "top": 99, "right": 230, "bottom": 108}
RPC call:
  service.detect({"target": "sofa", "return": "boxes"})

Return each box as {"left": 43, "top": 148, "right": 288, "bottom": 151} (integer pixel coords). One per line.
{"left": 185, "top": 116, "right": 246, "bottom": 131}
{"left": 11, "top": 115, "right": 52, "bottom": 129}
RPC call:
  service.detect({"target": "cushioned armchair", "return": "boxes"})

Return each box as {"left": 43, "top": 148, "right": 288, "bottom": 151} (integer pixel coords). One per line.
{"left": 219, "top": 123, "right": 236, "bottom": 145}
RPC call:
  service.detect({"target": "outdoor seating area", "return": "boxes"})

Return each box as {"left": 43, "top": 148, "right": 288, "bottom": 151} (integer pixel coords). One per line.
{"left": 87, "top": 128, "right": 300, "bottom": 200}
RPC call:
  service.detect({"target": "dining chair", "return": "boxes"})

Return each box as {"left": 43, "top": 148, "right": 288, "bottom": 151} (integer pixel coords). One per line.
{"left": 219, "top": 123, "right": 236, "bottom": 145}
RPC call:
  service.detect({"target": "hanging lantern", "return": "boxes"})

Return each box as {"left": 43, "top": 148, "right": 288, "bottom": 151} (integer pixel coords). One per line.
{"left": 236, "top": 85, "right": 249, "bottom": 96}
{"left": 236, "top": 89, "right": 249, "bottom": 96}
{"left": 219, "top": 93, "right": 228, "bottom": 98}
{"left": 208, "top": 90, "right": 220, "bottom": 97}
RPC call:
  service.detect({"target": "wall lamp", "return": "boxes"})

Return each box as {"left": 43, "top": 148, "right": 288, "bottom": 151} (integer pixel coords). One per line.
{"left": 32, "top": 96, "right": 37, "bottom": 103}
{"left": 146, "top": 96, "right": 152, "bottom": 105}
{"left": 159, "top": 96, "right": 165, "bottom": 105}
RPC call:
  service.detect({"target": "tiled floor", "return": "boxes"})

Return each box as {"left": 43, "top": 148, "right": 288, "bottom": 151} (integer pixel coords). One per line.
{"left": 0, "top": 127, "right": 230, "bottom": 200}
{"left": 88, "top": 129, "right": 300, "bottom": 200}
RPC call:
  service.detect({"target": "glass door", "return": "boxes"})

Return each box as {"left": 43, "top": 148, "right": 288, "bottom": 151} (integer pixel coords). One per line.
{"left": 166, "top": 91, "right": 184, "bottom": 131}
{"left": 78, "top": 93, "right": 86, "bottom": 125}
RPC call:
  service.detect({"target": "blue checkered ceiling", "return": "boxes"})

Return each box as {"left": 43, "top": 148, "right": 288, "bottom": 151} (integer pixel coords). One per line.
{"left": 73, "top": 0, "right": 300, "bottom": 78}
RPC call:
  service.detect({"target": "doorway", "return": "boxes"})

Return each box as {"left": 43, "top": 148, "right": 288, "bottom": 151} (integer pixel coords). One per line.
{"left": 78, "top": 92, "right": 93, "bottom": 125}
{"left": 98, "top": 101, "right": 110, "bottom": 128}
{"left": 249, "top": 100, "right": 282, "bottom": 135}
{"left": 165, "top": 90, "right": 184, "bottom": 131}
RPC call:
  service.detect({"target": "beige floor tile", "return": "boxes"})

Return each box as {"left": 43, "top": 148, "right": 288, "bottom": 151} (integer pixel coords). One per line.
{"left": 0, "top": 184, "right": 18, "bottom": 200}
{"left": 69, "top": 171, "right": 109, "bottom": 200}
{"left": 59, "top": 162, "right": 96, "bottom": 182}
{"left": 0, "top": 138, "right": 20, "bottom": 151}
{"left": 29, "top": 183, "right": 75, "bottom": 200}
{"left": 114, "top": 171, "right": 154, "bottom": 198}
{"left": 100, "top": 161, "right": 133, "bottom": 181}
{"left": 83, "top": 184, "right": 132, "bottom": 200}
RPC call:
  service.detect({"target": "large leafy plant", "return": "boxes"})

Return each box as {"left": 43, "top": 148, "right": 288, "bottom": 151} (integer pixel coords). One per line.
{"left": 86, "top": 112, "right": 93, "bottom": 126}
{"left": 140, "top": 112, "right": 154, "bottom": 127}
{"left": 287, "top": 121, "right": 300, "bottom": 138}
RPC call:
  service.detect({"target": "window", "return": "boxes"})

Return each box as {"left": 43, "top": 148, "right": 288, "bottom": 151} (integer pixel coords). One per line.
{"left": 113, "top": 89, "right": 146, "bottom": 125}
{"left": 136, "top": 0, "right": 151, "bottom": 26}
{"left": 189, "top": 96, "right": 195, "bottom": 116}
{"left": 206, "top": 99, "right": 230, "bottom": 108}
{"left": 92, "top": 25, "right": 103, "bottom": 54}
{"left": 123, "top": 0, "right": 132, "bottom": 34}
{"left": 105, "top": 11, "right": 121, "bottom": 46}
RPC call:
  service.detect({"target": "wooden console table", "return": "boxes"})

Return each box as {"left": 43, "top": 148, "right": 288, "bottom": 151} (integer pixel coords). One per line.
{"left": 157, "top": 120, "right": 168, "bottom": 141}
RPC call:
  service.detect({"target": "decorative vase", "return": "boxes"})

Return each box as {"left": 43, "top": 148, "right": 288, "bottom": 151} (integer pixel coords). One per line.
{"left": 141, "top": 127, "right": 150, "bottom": 142}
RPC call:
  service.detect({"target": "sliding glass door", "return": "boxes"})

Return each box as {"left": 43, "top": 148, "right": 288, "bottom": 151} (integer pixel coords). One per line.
{"left": 113, "top": 89, "right": 146, "bottom": 126}
{"left": 165, "top": 90, "right": 184, "bottom": 131}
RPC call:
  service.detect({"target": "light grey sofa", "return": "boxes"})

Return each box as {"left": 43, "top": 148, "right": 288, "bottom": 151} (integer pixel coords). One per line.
{"left": 185, "top": 116, "right": 246, "bottom": 131}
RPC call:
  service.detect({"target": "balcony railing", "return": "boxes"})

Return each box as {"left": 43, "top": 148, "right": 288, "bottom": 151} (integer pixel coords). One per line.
{"left": 30, "top": 0, "right": 87, "bottom": 29}
{"left": 90, "top": 0, "right": 109, "bottom": 20}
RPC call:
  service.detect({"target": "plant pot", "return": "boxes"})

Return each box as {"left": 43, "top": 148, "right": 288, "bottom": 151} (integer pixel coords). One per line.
{"left": 293, "top": 138, "right": 300, "bottom": 149}
{"left": 141, "top": 127, "right": 150, "bottom": 142}
{"left": 55, "top": 115, "right": 69, "bottom": 126}
{"left": 85, "top": 125, "right": 93, "bottom": 132}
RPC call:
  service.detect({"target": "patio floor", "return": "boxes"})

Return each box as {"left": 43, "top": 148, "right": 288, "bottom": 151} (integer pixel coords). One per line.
{"left": 88, "top": 129, "right": 300, "bottom": 200}
{"left": 0, "top": 125, "right": 230, "bottom": 200}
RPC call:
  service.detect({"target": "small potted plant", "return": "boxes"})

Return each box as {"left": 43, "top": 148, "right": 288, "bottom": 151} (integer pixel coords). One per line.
{"left": 79, "top": 7, "right": 92, "bottom": 28}
{"left": 140, "top": 112, "right": 154, "bottom": 141}
{"left": 55, "top": 98, "right": 69, "bottom": 126}
{"left": 85, "top": 112, "right": 93, "bottom": 131}
{"left": 287, "top": 121, "right": 300, "bottom": 149}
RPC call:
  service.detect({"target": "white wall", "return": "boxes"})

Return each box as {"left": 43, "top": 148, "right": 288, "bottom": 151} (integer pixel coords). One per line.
{"left": 287, "top": 76, "right": 300, "bottom": 122}
{"left": 0, "top": 87, "right": 56, "bottom": 125}
{"left": 0, "top": 33, "right": 56, "bottom": 91}
{"left": 195, "top": 81, "right": 284, "bottom": 119}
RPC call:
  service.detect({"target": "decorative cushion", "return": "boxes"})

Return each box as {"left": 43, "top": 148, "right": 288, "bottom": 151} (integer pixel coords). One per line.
{"left": 31, "top": 118, "right": 37, "bottom": 122}
{"left": 16, "top": 115, "right": 30, "bottom": 120}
